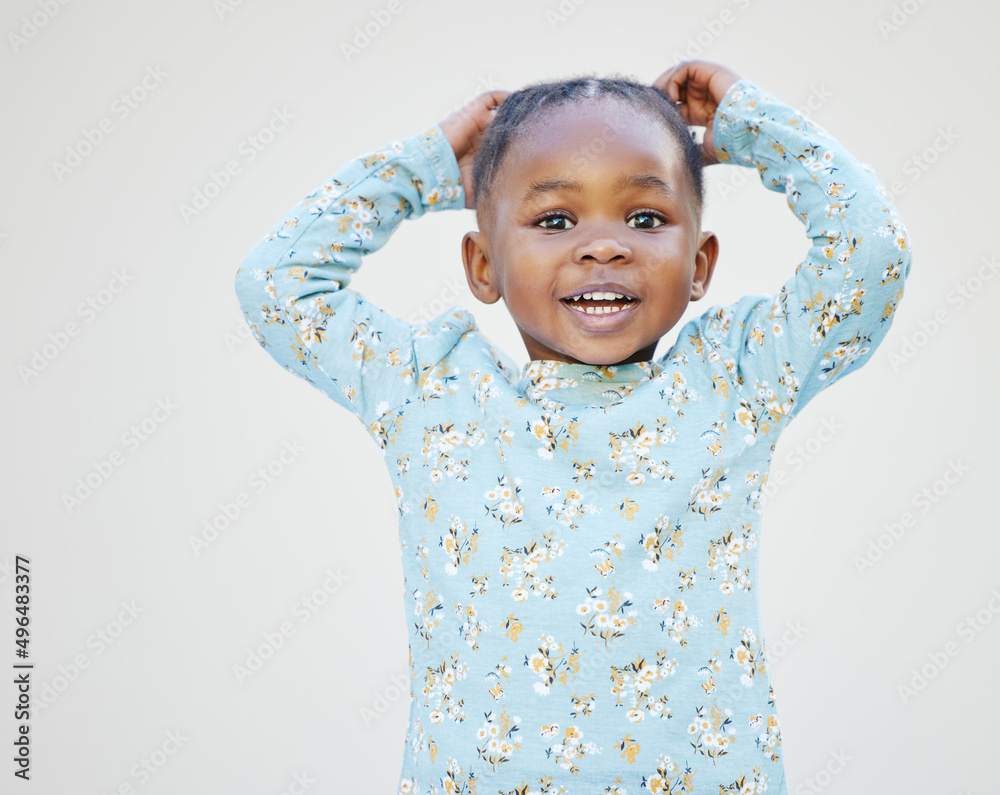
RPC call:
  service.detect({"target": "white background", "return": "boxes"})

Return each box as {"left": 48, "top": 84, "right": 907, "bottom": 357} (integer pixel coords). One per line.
{"left": 3, "top": 0, "right": 997, "bottom": 792}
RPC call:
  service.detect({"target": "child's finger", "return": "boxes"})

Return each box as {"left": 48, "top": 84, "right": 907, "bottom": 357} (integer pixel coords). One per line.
{"left": 652, "top": 63, "right": 690, "bottom": 103}
{"left": 483, "top": 89, "right": 511, "bottom": 109}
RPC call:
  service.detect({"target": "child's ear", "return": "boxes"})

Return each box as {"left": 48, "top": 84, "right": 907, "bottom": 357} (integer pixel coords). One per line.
{"left": 690, "top": 230, "right": 719, "bottom": 301}
{"left": 462, "top": 231, "right": 502, "bottom": 304}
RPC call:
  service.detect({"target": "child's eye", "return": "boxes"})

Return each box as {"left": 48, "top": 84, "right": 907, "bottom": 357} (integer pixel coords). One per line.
{"left": 627, "top": 211, "right": 666, "bottom": 229}
{"left": 536, "top": 213, "right": 575, "bottom": 231}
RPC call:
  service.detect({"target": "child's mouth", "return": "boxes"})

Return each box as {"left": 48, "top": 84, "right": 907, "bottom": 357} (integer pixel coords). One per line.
{"left": 561, "top": 291, "right": 639, "bottom": 315}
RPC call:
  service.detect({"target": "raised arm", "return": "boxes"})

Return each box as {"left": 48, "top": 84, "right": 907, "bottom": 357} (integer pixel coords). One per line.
{"left": 658, "top": 61, "right": 911, "bottom": 433}
{"left": 233, "top": 90, "right": 507, "bottom": 444}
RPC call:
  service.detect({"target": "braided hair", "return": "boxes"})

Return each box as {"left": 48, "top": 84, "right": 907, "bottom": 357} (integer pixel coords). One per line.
{"left": 471, "top": 74, "right": 705, "bottom": 229}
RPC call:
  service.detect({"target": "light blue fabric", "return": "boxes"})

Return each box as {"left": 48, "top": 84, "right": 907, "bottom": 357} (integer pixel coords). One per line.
{"left": 235, "top": 79, "right": 910, "bottom": 794}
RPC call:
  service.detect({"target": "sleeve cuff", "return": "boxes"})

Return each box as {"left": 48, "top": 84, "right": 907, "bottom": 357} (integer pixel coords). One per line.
{"left": 411, "top": 124, "right": 467, "bottom": 210}
{"left": 712, "top": 78, "right": 773, "bottom": 164}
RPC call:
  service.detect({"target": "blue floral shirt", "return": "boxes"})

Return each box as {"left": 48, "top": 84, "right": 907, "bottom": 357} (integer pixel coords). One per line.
{"left": 235, "top": 80, "right": 910, "bottom": 794}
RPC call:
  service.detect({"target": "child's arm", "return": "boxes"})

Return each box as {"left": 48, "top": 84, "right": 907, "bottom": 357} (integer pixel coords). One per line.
{"left": 657, "top": 62, "right": 911, "bottom": 427}
{"left": 233, "top": 91, "right": 507, "bottom": 442}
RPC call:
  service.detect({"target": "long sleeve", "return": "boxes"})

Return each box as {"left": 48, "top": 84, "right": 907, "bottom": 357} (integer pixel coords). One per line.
{"left": 690, "top": 79, "right": 911, "bottom": 438}
{"left": 233, "top": 125, "right": 475, "bottom": 446}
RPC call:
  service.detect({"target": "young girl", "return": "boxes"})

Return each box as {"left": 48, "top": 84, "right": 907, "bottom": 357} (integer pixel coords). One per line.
{"left": 235, "top": 60, "right": 909, "bottom": 794}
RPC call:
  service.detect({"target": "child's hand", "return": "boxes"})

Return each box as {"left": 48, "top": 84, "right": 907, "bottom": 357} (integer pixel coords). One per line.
{"left": 439, "top": 90, "right": 510, "bottom": 209}
{"left": 653, "top": 61, "right": 741, "bottom": 165}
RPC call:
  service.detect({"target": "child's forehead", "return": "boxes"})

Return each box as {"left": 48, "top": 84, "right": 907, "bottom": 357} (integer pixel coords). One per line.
{"left": 522, "top": 94, "right": 658, "bottom": 135}
{"left": 505, "top": 97, "right": 681, "bottom": 168}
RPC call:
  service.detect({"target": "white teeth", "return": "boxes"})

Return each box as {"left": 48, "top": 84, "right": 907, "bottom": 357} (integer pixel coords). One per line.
{"left": 570, "top": 291, "right": 629, "bottom": 302}
{"left": 571, "top": 304, "right": 623, "bottom": 315}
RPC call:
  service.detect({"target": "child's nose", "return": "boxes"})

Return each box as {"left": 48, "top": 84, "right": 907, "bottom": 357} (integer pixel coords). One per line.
{"left": 574, "top": 226, "right": 632, "bottom": 264}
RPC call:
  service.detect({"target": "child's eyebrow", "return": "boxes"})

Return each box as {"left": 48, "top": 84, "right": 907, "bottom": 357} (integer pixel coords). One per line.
{"left": 522, "top": 174, "right": 676, "bottom": 204}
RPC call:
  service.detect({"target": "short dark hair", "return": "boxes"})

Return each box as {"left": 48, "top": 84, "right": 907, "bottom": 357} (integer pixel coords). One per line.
{"left": 471, "top": 74, "right": 705, "bottom": 229}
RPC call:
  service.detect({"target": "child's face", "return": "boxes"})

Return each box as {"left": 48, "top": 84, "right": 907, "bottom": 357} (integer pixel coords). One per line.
{"left": 462, "top": 97, "right": 717, "bottom": 366}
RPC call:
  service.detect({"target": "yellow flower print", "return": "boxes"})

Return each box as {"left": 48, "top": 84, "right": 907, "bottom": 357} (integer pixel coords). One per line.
{"left": 654, "top": 598, "right": 702, "bottom": 647}
{"left": 475, "top": 709, "right": 522, "bottom": 772}
{"left": 504, "top": 614, "right": 523, "bottom": 642}
{"left": 500, "top": 531, "right": 566, "bottom": 600}
{"left": 543, "top": 486, "right": 599, "bottom": 531}
{"left": 706, "top": 523, "right": 758, "bottom": 594}
{"left": 546, "top": 724, "right": 600, "bottom": 775}
{"left": 421, "top": 653, "right": 468, "bottom": 724}
{"left": 817, "top": 329, "right": 872, "bottom": 382}
{"left": 529, "top": 412, "right": 582, "bottom": 459}
{"left": 485, "top": 475, "right": 525, "bottom": 529}
{"left": 618, "top": 734, "right": 640, "bottom": 764}
{"left": 498, "top": 777, "right": 569, "bottom": 795}
{"left": 719, "top": 767, "right": 769, "bottom": 793}
{"left": 640, "top": 515, "right": 684, "bottom": 572}
{"left": 441, "top": 514, "right": 480, "bottom": 574}
{"left": 454, "top": 601, "right": 488, "bottom": 651}
{"left": 368, "top": 405, "right": 406, "bottom": 450}
{"left": 592, "top": 535, "right": 625, "bottom": 578}
{"left": 609, "top": 650, "right": 676, "bottom": 721}
{"left": 687, "top": 703, "right": 734, "bottom": 766}
{"left": 578, "top": 585, "right": 638, "bottom": 648}
{"left": 752, "top": 708, "right": 782, "bottom": 763}
{"left": 485, "top": 661, "right": 512, "bottom": 702}
{"left": 526, "top": 635, "right": 583, "bottom": 694}
{"left": 608, "top": 419, "right": 677, "bottom": 483}
{"left": 572, "top": 459, "right": 596, "bottom": 482}
{"left": 422, "top": 421, "right": 486, "bottom": 481}
{"left": 688, "top": 467, "right": 731, "bottom": 520}
{"left": 440, "top": 757, "right": 479, "bottom": 794}
{"left": 412, "top": 588, "right": 443, "bottom": 646}
{"left": 419, "top": 359, "right": 461, "bottom": 404}
{"left": 422, "top": 495, "right": 438, "bottom": 523}
{"left": 640, "top": 754, "right": 696, "bottom": 794}
{"left": 469, "top": 572, "right": 488, "bottom": 598}
{"left": 570, "top": 693, "right": 596, "bottom": 718}
{"left": 731, "top": 625, "right": 767, "bottom": 687}
{"left": 655, "top": 371, "right": 696, "bottom": 418}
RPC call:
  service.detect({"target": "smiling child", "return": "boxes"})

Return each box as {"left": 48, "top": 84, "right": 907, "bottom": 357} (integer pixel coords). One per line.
{"left": 235, "top": 60, "right": 910, "bottom": 793}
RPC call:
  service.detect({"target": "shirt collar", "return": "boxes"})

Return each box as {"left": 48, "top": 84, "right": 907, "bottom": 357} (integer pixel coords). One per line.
{"left": 516, "top": 359, "right": 660, "bottom": 409}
